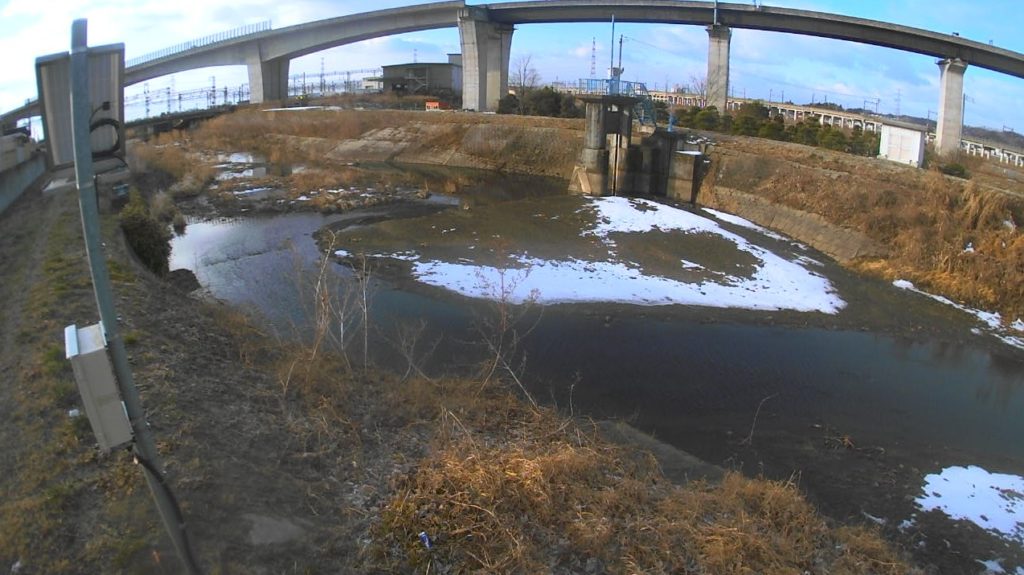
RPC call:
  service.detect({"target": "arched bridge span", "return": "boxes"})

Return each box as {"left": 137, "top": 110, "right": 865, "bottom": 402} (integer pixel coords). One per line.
{"left": 5, "top": 1, "right": 1024, "bottom": 154}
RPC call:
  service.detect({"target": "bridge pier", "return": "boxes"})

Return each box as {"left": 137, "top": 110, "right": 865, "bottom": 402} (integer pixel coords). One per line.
{"left": 706, "top": 25, "right": 731, "bottom": 113}
{"left": 935, "top": 58, "right": 967, "bottom": 157}
{"left": 247, "top": 52, "right": 290, "bottom": 104}
{"left": 458, "top": 8, "right": 514, "bottom": 112}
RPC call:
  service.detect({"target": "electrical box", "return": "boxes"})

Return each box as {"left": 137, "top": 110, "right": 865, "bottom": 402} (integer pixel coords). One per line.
{"left": 64, "top": 323, "right": 133, "bottom": 451}
{"left": 36, "top": 43, "right": 125, "bottom": 171}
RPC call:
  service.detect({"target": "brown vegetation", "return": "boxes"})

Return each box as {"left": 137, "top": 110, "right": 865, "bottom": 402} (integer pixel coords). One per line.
{"left": 0, "top": 185, "right": 919, "bottom": 573}
{"left": 372, "top": 387, "right": 915, "bottom": 574}
{"left": 705, "top": 137, "right": 1024, "bottom": 321}
{"left": 189, "top": 108, "right": 584, "bottom": 176}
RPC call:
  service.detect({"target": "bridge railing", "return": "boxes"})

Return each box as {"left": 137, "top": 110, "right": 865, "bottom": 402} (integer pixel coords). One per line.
{"left": 576, "top": 78, "right": 658, "bottom": 126}
{"left": 126, "top": 21, "right": 272, "bottom": 68}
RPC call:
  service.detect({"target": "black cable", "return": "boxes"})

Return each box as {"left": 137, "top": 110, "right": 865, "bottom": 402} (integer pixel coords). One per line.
{"left": 90, "top": 101, "right": 110, "bottom": 122}
{"left": 132, "top": 446, "right": 204, "bottom": 574}
{"left": 89, "top": 117, "right": 122, "bottom": 158}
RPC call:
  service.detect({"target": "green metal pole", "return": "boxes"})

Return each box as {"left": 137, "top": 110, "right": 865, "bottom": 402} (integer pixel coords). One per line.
{"left": 69, "top": 19, "right": 201, "bottom": 575}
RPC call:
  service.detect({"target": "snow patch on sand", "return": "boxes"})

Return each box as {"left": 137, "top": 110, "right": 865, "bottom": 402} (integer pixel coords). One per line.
{"left": 701, "top": 207, "right": 791, "bottom": 243}
{"left": 893, "top": 280, "right": 1024, "bottom": 350}
{"left": 406, "top": 198, "right": 844, "bottom": 312}
{"left": 917, "top": 465, "right": 1024, "bottom": 545}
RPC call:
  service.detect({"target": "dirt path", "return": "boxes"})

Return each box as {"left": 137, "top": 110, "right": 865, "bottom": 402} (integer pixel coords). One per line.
{"left": 0, "top": 185, "right": 414, "bottom": 572}
{"left": 0, "top": 187, "right": 65, "bottom": 504}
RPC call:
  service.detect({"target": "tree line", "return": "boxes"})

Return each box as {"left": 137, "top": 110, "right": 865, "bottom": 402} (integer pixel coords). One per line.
{"left": 497, "top": 88, "right": 585, "bottom": 118}
{"left": 495, "top": 83, "right": 879, "bottom": 158}
{"left": 672, "top": 101, "right": 881, "bottom": 156}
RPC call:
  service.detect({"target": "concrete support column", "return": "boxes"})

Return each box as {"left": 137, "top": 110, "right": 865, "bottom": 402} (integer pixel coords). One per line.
{"left": 706, "top": 25, "right": 731, "bottom": 113}
{"left": 247, "top": 45, "right": 290, "bottom": 104}
{"left": 935, "top": 58, "right": 967, "bottom": 157}
{"left": 458, "top": 8, "right": 513, "bottom": 111}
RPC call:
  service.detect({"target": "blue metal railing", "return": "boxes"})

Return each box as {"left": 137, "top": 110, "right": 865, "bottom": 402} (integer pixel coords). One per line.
{"left": 126, "top": 21, "right": 272, "bottom": 67}
{"left": 577, "top": 78, "right": 658, "bottom": 126}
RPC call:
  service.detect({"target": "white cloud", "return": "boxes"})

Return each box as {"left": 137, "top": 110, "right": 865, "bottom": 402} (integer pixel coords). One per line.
{"left": 3, "top": 0, "right": 1023, "bottom": 131}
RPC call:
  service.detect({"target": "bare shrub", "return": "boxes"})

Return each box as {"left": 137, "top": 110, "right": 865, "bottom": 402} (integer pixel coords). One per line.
{"left": 119, "top": 189, "right": 171, "bottom": 276}
{"left": 149, "top": 191, "right": 177, "bottom": 222}
{"left": 469, "top": 249, "right": 544, "bottom": 409}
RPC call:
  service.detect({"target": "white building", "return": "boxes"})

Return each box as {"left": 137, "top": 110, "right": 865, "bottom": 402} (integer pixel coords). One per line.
{"left": 878, "top": 121, "right": 927, "bottom": 168}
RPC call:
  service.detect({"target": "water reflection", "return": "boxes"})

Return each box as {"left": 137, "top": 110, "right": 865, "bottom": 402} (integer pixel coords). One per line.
{"left": 169, "top": 207, "right": 1024, "bottom": 465}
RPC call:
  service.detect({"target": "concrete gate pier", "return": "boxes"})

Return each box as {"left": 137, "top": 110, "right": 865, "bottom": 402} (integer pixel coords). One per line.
{"left": 569, "top": 95, "right": 710, "bottom": 203}
{"left": 569, "top": 95, "right": 639, "bottom": 196}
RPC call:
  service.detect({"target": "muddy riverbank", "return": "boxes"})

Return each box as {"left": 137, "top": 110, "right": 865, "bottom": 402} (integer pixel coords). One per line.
{"left": 138, "top": 107, "right": 1024, "bottom": 572}
{"left": 170, "top": 184, "right": 1024, "bottom": 573}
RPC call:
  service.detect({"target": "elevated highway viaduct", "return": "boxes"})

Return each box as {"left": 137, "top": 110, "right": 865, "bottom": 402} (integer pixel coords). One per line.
{"left": 5, "top": 1, "right": 1024, "bottom": 156}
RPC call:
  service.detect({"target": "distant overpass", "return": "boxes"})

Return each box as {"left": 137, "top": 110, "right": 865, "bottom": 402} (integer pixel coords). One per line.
{"left": 5, "top": 0, "right": 1024, "bottom": 155}
{"left": 648, "top": 89, "right": 1024, "bottom": 166}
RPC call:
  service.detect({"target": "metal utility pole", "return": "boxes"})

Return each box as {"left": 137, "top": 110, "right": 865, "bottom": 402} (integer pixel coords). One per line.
{"left": 69, "top": 19, "right": 201, "bottom": 575}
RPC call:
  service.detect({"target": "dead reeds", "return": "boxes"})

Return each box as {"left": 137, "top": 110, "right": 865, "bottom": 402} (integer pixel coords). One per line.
{"left": 711, "top": 140, "right": 1024, "bottom": 321}
{"left": 371, "top": 391, "right": 916, "bottom": 575}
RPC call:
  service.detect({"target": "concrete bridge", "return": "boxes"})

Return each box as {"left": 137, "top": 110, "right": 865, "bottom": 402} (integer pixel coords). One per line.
{"left": 5, "top": 0, "right": 1024, "bottom": 156}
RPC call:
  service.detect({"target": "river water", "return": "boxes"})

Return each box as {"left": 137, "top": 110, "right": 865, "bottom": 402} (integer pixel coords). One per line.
{"left": 170, "top": 183, "right": 1024, "bottom": 571}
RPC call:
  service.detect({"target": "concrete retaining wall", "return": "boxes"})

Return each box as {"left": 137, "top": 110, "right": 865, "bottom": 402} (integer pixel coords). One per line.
{"left": 702, "top": 185, "right": 886, "bottom": 262}
{"left": 0, "top": 154, "right": 46, "bottom": 217}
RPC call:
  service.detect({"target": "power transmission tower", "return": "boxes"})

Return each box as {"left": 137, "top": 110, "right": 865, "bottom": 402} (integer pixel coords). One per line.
{"left": 590, "top": 37, "right": 596, "bottom": 77}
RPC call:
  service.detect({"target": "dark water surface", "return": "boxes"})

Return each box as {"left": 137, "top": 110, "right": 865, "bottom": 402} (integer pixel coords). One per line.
{"left": 171, "top": 199, "right": 1024, "bottom": 568}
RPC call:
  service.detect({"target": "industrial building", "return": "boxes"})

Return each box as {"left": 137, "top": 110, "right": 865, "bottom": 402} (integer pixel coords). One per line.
{"left": 381, "top": 54, "right": 462, "bottom": 96}
{"left": 878, "top": 120, "right": 927, "bottom": 167}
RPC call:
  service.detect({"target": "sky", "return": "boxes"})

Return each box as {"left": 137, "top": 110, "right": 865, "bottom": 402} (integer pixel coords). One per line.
{"left": 1, "top": 0, "right": 1023, "bottom": 131}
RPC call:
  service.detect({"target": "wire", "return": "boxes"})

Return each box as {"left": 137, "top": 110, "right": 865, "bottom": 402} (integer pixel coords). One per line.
{"left": 89, "top": 117, "right": 122, "bottom": 158}
{"left": 132, "top": 447, "right": 204, "bottom": 574}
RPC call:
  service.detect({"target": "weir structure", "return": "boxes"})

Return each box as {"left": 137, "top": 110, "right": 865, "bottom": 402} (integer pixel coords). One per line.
{"left": 5, "top": 1, "right": 1024, "bottom": 157}
{"left": 569, "top": 94, "right": 707, "bottom": 201}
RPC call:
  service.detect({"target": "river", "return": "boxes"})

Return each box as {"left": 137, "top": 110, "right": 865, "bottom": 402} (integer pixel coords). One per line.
{"left": 170, "top": 180, "right": 1024, "bottom": 572}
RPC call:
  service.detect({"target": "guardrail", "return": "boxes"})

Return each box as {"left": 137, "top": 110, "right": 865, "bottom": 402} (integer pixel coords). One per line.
{"left": 126, "top": 21, "right": 271, "bottom": 67}
{"left": 577, "top": 78, "right": 658, "bottom": 126}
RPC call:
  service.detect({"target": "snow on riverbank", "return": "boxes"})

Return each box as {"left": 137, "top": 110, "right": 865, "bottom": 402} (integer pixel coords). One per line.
{"left": 391, "top": 197, "right": 845, "bottom": 313}
{"left": 701, "top": 207, "right": 792, "bottom": 243}
{"left": 916, "top": 465, "right": 1024, "bottom": 547}
{"left": 893, "top": 279, "right": 1024, "bottom": 350}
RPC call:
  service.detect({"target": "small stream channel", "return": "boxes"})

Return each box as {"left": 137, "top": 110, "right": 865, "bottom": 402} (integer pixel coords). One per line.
{"left": 170, "top": 167, "right": 1024, "bottom": 572}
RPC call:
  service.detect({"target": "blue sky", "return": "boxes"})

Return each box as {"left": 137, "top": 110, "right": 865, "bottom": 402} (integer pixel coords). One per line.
{"left": 1, "top": 0, "right": 1023, "bottom": 131}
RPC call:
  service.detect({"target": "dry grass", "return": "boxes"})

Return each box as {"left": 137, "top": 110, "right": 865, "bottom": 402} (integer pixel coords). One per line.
{"left": 710, "top": 139, "right": 1024, "bottom": 320}
{"left": 0, "top": 188, "right": 919, "bottom": 573}
{"left": 0, "top": 198, "right": 161, "bottom": 574}
{"left": 370, "top": 384, "right": 916, "bottom": 575}
{"left": 128, "top": 137, "right": 214, "bottom": 198}
{"left": 188, "top": 107, "right": 584, "bottom": 174}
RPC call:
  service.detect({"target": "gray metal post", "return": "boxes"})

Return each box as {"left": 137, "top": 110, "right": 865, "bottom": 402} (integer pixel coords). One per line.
{"left": 69, "top": 19, "right": 201, "bottom": 575}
